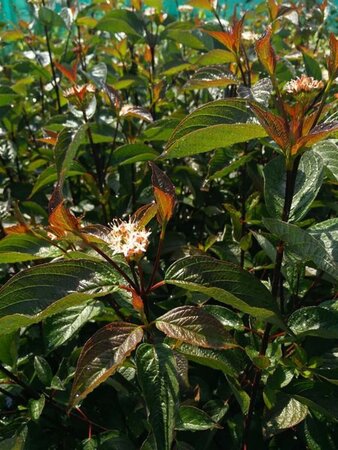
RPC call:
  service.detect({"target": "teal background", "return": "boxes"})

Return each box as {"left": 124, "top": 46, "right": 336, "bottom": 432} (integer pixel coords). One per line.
{"left": 0, "top": 0, "right": 337, "bottom": 28}
{"left": 1, "top": 0, "right": 259, "bottom": 25}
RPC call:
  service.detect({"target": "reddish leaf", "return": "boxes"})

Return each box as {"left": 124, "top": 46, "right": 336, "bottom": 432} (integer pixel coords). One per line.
{"left": 156, "top": 306, "right": 234, "bottom": 349}
{"left": 131, "top": 202, "right": 158, "bottom": 229}
{"left": 55, "top": 60, "right": 78, "bottom": 84}
{"left": 293, "top": 121, "right": 338, "bottom": 155}
{"left": 149, "top": 163, "right": 176, "bottom": 225}
{"left": 255, "top": 27, "right": 276, "bottom": 76}
{"left": 328, "top": 33, "right": 338, "bottom": 78}
{"left": 205, "top": 31, "right": 235, "bottom": 54}
{"left": 69, "top": 322, "right": 143, "bottom": 408}
{"left": 250, "top": 103, "right": 289, "bottom": 151}
{"left": 37, "top": 129, "right": 59, "bottom": 146}
{"left": 132, "top": 291, "right": 144, "bottom": 311}
{"left": 48, "top": 186, "right": 81, "bottom": 238}
{"left": 4, "top": 223, "right": 30, "bottom": 235}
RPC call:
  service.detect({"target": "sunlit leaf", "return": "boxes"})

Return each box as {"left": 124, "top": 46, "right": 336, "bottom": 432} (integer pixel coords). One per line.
{"left": 183, "top": 65, "right": 238, "bottom": 90}
{"left": 164, "top": 99, "right": 266, "bottom": 158}
{"left": 156, "top": 306, "right": 233, "bottom": 349}
{"left": 165, "top": 255, "right": 284, "bottom": 326}
{"left": 69, "top": 322, "right": 143, "bottom": 408}
{"left": 0, "top": 259, "right": 122, "bottom": 335}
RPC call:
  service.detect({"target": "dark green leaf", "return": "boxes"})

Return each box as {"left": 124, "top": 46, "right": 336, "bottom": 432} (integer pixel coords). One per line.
{"left": 175, "top": 343, "right": 246, "bottom": 377}
{"left": 176, "top": 406, "right": 220, "bottom": 431}
{"left": 112, "top": 143, "right": 159, "bottom": 165}
{"left": 136, "top": 344, "right": 179, "bottom": 450}
{"left": 263, "top": 218, "right": 338, "bottom": 280}
{"left": 288, "top": 305, "right": 338, "bottom": 339}
{"left": 54, "top": 125, "right": 88, "bottom": 184}
{"left": 286, "top": 380, "right": 338, "bottom": 419}
{"left": 0, "top": 233, "right": 62, "bottom": 263}
{"left": 165, "top": 255, "right": 284, "bottom": 325}
{"left": 96, "top": 10, "right": 143, "bottom": 37}
{"left": 264, "top": 152, "right": 323, "bottom": 222}
{"left": 313, "top": 140, "right": 338, "bottom": 181}
{"left": 34, "top": 356, "right": 53, "bottom": 385}
{"left": 0, "top": 259, "right": 122, "bottom": 334}
{"left": 43, "top": 303, "right": 102, "bottom": 352}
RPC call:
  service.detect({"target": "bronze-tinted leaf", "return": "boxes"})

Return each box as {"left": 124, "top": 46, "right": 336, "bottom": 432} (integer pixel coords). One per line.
{"left": 55, "top": 60, "right": 78, "bottom": 84}
{"left": 132, "top": 202, "right": 158, "bottom": 229}
{"left": 255, "top": 27, "right": 276, "bottom": 75}
{"left": 48, "top": 201, "right": 81, "bottom": 238}
{"left": 150, "top": 163, "right": 176, "bottom": 225}
{"left": 120, "top": 105, "right": 153, "bottom": 122}
{"left": 69, "top": 322, "right": 143, "bottom": 408}
{"left": 293, "top": 121, "right": 338, "bottom": 154}
{"left": 156, "top": 306, "right": 234, "bottom": 349}
{"left": 250, "top": 102, "right": 289, "bottom": 151}
{"left": 328, "top": 33, "right": 338, "bottom": 78}
{"left": 205, "top": 30, "right": 235, "bottom": 54}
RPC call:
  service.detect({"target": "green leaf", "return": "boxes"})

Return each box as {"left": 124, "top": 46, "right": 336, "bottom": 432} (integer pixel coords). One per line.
{"left": 303, "top": 416, "right": 336, "bottom": 450}
{"left": 0, "top": 332, "right": 18, "bottom": 366}
{"left": 163, "top": 99, "right": 266, "bottom": 158}
{"left": 303, "top": 52, "right": 322, "bottom": 80}
{"left": 30, "top": 162, "right": 86, "bottom": 197}
{"left": 54, "top": 125, "right": 88, "bottom": 184}
{"left": 0, "top": 87, "right": 20, "bottom": 107}
{"left": 176, "top": 406, "right": 220, "bottom": 431}
{"left": 183, "top": 65, "right": 238, "bottom": 90}
{"left": 313, "top": 140, "right": 338, "bottom": 182}
{"left": 38, "top": 7, "right": 66, "bottom": 27}
{"left": 208, "top": 148, "right": 255, "bottom": 180}
{"left": 286, "top": 380, "right": 338, "bottom": 419}
{"left": 202, "top": 305, "right": 244, "bottom": 330}
{"left": 34, "top": 356, "right": 53, "bottom": 385}
{"left": 43, "top": 303, "right": 102, "bottom": 352}
{"left": 165, "top": 255, "right": 284, "bottom": 325}
{"left": 164, "top": 25, "right": 209, "bottom": 50}
{"left": 0, "top": 233, "right": 62, "bottom": 263}
{"left": 263, "top": 218, "right": 338, "bottom": 280}
{"left": 69, "top": 322, "right": 143, "bottom": 408}
{"left": 263, "top": 395, "right": 308, "bottom": 438}
{"left": 96, "top": 10, "right": 143, "bottom": 37}
{"left": 28, "top": 395, "right": 46, "bottom": 421}
{"left": 308, "top": 218, "right": 338, "bottom": 262}
{"left": 0, "top": 259, "right": 122, "bottom": 335}
{"left": 112, "top": 143, "right": 159, "bottom": 165}
{"left": 156, "top": 305, "right": 233, "bottom": 349}
{"left": 196, "top": 49, "right": 236, "bottom": 65}
{"left": 136, "top": 344, "right": 179, "bottom": 450}
{"left": 288, "top": 306, "right": 338, "bottom": 339}
{"left": 174, "top": 343, "right": 246, "bottom": 377}
{"left": 264, "top": 152, "right": 324, "bottom": 222}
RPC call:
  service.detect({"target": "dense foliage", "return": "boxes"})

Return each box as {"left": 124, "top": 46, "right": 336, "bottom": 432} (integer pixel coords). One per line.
{"left": 0, "top": 0, "right": 337, "bottom": 448}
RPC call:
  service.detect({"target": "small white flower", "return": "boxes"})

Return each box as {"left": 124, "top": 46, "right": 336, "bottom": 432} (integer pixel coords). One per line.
{"left": 106, "top": 218, "right": 151, "bottom": 259}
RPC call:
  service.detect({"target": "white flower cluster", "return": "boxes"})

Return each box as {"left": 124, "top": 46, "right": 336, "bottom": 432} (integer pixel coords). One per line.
{"left": 284, "top": 75, "right": 324, "bottom": 94}
{"left": 106, "top": 218, "right": 151, "bottom": 259}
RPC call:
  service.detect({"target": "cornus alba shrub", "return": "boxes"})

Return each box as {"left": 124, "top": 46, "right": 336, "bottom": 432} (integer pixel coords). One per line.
{"left": 0, "top": 1, "right": 337, "bottom": 449}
